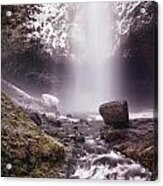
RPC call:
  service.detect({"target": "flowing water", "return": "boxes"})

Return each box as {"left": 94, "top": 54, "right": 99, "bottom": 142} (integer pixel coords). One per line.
{"left": 1, "top": 1, "right": 156, "bottom": 180}
{"left": 70, "top": 150, "right": 151, "bottom": 180}
{"left": 2, "top": 79, "right": 152, "bottom": 180}
{"left": 63, "top": 2, "right": 121, "bottom": 113}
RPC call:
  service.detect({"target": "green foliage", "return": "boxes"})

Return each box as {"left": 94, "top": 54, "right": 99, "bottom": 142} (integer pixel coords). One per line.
{"left": 1, "top": 4, "right": 73, "bottom": 85}
{"left": 1, "top": 4, "right": 69, "bottom": 56}
{"left": 112, "top": 1, "right": 157, "bottom": 50}
{"left": 1, "top": 5, "right": 42, "bottom": 56}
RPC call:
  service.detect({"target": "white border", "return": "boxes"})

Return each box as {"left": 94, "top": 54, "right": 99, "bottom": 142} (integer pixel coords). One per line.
{"left": 0, "top": 0, "right": 162, "bottom": 186}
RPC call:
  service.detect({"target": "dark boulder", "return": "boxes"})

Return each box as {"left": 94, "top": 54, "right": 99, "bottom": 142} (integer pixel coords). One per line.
{"left": 99, "top": 100, "right": 129, "bottom": 128}
{"left": 29, "top": 112, "right": 42, "bottom": 126}
{"left": 55, "top": 120, "right": 62, "bottom": 127}
{"left": 75, "top": 135, "right": 85, "bottom": 143}
{"left": 42, "top": 113, "right": 62, "bottom": 127}
{"left": 47, "top": 118, "right": 62, "bottom": 127}
{"left": 84, "top": 139, "right": 96, "bottom": 153}
{"left": 67, "top": 114, "right": 72, "bottom": 118}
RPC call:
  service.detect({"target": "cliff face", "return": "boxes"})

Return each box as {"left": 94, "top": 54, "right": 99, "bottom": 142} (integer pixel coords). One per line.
{"left": 1, "top": 92, "right": 65, "bottom": 177}
{"left": 113, "top": 1, "right": 158, "bottom": 110}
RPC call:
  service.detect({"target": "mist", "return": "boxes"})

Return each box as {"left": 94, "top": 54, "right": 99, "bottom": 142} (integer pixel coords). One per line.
{"left": 60, "top": 2, "right": 122, "bottom": 114}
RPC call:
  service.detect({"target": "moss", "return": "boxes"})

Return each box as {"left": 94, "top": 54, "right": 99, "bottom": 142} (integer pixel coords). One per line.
{"left": 140, "top": 146, "right": 158, "bottom": 180}
{"left": 1, "top": 92, "right": 65, "bottom": 177}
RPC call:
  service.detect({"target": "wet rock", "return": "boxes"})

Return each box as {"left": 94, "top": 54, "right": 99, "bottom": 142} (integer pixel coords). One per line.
{"left": 124, "top": 164, "right": 149, "bottom": 179}
{"left": 67, "top": 158, "right": 77, "bottom": 177}
{"left": 43, "top": 114, "right": 62, "bottom": 127}
{"left": 49, "top": 119, "right": 61, "bottom": 127}
{"left": 63, "top": 137, "right": 71, "bottom": 143}
{"left": 68, "top": 134, "right": 85, "bottom": 144}
{"left": 67, "top": 114, "right": 72, "bottom": 118}
{"left": 80, "top": 118, "right": 89, "bottom": 125}
{"left": 100, "top": 127, "right": 127, "bottom": 142}
{"left": 69, "top": 134, "right": 76, "bottom": 141}
{"left": 139, "top": 145, "right": 157, "bottom": 180}
{"left": 106, "top": 172, "right": 117, "bottom": 180}
{"left": 96, "top": 145, "right": 107, "bottom": 154}
{"left": 99, "top": 100, "right": 129, "bottom": 128}
{"left": 76, "top": 135, "right": 85, "bottom": 143}
{"left": 29, "top": 112, "right": 42, "bottom": 126}
{"left": 140, "top": 146, "right": 156, "bottom": 168}
{"left": 101, "top": 118, "right": 157, "bottom": 180}
{"left": 55, "top": 120, "right": 62, "bottom": 127}
{"left": 57, "top": 131, "right": 67, "bottom": 139}
{"left": 92, "top": 155, "right": 124, "bottom": 167}
{"left": 73, "top": 125, "right": 78, "bottom": 130}
{"left": 84, "top": 139, "right": 96, "bottom": 153}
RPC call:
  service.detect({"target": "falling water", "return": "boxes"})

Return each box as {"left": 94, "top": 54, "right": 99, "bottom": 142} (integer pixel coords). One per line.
{"left": 63, "top": 2, "right": 119, "bottom": 114}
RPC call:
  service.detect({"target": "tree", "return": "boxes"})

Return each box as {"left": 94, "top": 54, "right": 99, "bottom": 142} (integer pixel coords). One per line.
{"left": 1, "top": 4, "right": 69, "bottom": 57}
{"left": 1, "top": 4, "right": 71, "bottom": 81}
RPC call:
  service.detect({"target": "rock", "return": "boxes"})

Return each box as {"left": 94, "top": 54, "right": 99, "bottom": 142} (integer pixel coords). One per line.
{"left": 73, "top": 125, "right": 78, "bottom": 130}
{"left": 67, "top": 114, "right": 72, "bottom": 118}
{"left": 43, "top": 114, "right": 62, "bottom": 127}
{"left": 76, "top": 135, "right": 85, "bottom": 143}
{"left": 48, "top": 119, "right": 58, "bottom": 126}
{"left": 92, "top": 155, "right": 124, "bottom": 167}
{"left": 80, "top": 118, "right": 89, "bottom": 125}
{"left": 96, "top": 145, "right": 107, "bottom": 154}
{"left": 101, "top": 118, "right": 158, "bottom": 180}
{"left": 99, "top": 100, "right": 129, "bottom": 128}
{"left": 29, "top": 112, "right": 42, "bottom": 126}
{"left": 140, "top": 146, "right": 156, "bottom": 168}
{"left": 100, "top": 126, "right": 127, "bottom": 142}
{"left": 124, "top": 164, "right": 148, "bottom": 179}
{"left": 55, "top": 120, "right": 62, "bottom": 127}
{"left": 68, "top": 134, "right": 85, "bottom": 144}
{"left": 139, "top": 146, "right": 158, "bottom": 180}
{"left": 69, "top": 134, "right": 76, "bottom": 141}
{"left": 84, "top": 139, "right": 96, "bottom": 153}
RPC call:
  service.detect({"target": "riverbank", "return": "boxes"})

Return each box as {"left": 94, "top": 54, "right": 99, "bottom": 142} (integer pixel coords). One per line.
{"left": 101, "top": 118, "right": 158, "bottom": 180}
{"left": 1, "top": 92, "right": 66, "bottom": 177}
{"left": 1, "top": 92, "right": 157, "bottom": 180}
{"left": 27, "top": 109, "right": 157, "bottom": 180}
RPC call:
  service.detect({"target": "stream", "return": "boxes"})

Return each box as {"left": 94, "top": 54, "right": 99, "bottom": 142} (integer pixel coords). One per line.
{"left": 2, "top": 79, "right": 152, "bottom": 180}
{"left": 70, "top": 151, "right": 151, "bottom": 180}
{"left": 64, "top": 117, "right": 152, "bottom": 180}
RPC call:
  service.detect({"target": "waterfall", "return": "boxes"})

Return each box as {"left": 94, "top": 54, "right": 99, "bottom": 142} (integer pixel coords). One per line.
{"left": 62, "top": 2, "right": 119, "bottom": 114}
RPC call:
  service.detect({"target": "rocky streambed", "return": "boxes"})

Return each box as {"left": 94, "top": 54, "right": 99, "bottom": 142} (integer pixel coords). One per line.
{"left": 1, "top": 80, "right": 157, "bottom": 180}
{"left": 28, "top": 109, "right": 157, "bottom": 180}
